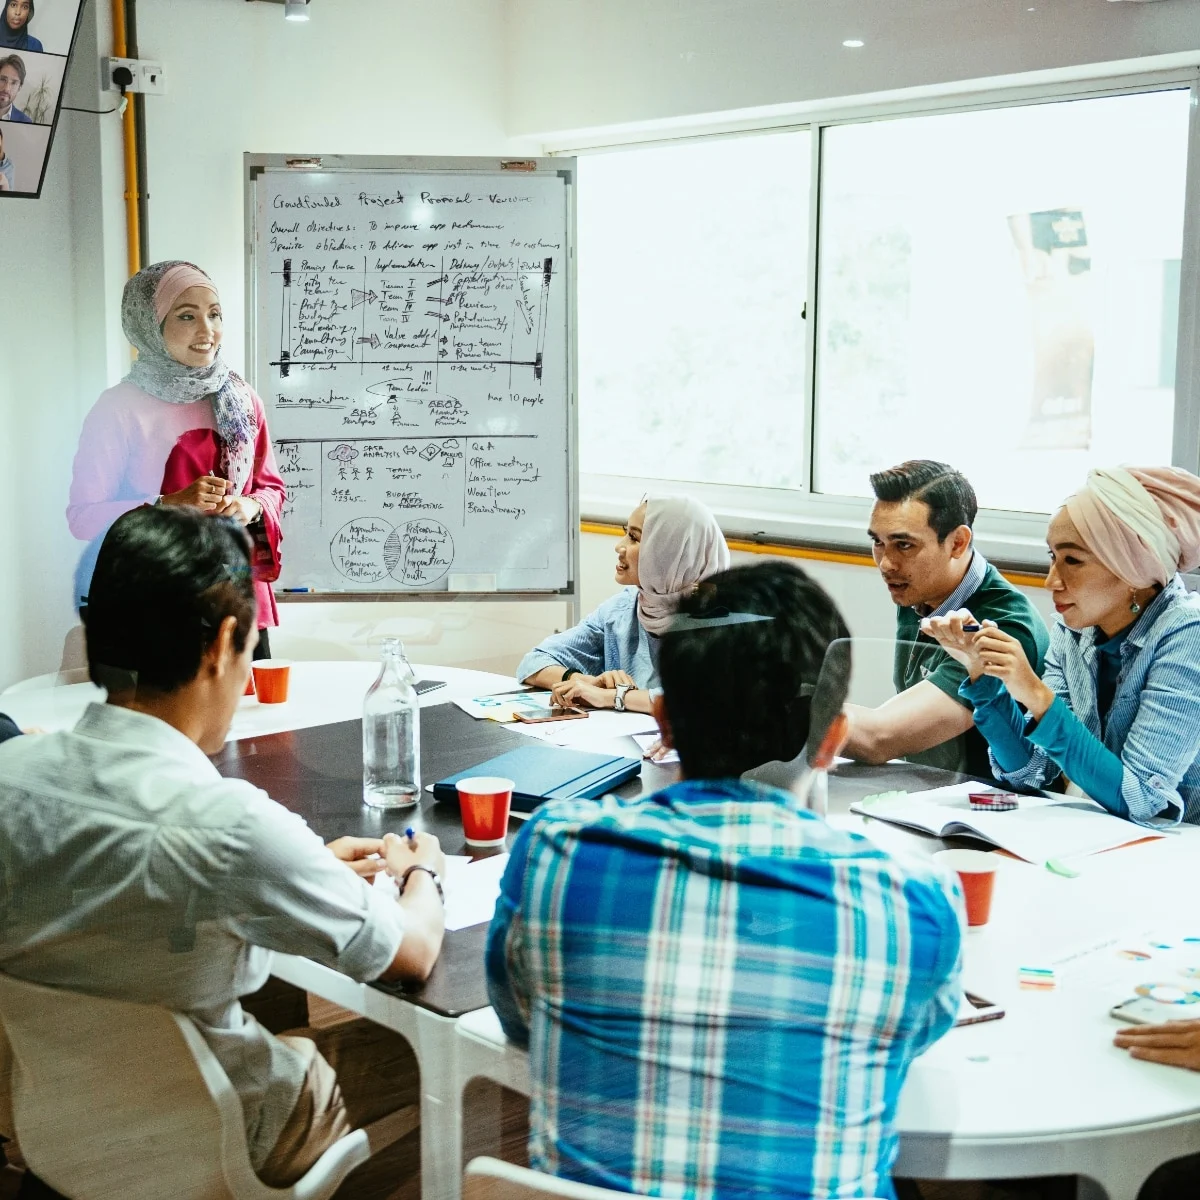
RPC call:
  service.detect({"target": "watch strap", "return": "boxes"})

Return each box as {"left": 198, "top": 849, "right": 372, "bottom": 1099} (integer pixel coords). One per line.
{"left": 398, "top": 863, "right": 445, "bottom": 904}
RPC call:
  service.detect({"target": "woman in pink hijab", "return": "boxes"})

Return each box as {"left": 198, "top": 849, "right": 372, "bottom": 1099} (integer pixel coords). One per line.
{"left": 68, "top": 261, "right": 286, "bottom": 651}
{"left": 517, "top": 496, "right": 730, "bottom": 715}
{"left": 925, "top": 465, "right": 1200, "bottom": 826}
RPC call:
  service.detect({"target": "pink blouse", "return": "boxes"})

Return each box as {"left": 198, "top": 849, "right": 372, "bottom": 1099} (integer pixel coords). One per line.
{"left": 67, "top": 380, "right": 286, "bottom": 627}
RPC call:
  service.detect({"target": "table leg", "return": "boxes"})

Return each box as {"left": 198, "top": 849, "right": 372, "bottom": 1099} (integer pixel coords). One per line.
{"left": 414, "top": 1009, "right": 463, "bottom": 1200}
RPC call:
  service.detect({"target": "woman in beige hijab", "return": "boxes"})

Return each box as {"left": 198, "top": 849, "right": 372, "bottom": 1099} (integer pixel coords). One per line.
{"left": 517, "top": 497, "right": 730, "bottom": 715}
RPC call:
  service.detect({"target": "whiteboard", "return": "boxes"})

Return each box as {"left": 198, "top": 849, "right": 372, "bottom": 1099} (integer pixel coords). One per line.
{"left": 246, "top": 155, "right": 577, "bottom": 600}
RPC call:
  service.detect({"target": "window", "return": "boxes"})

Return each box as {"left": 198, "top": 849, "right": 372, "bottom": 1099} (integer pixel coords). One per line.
{"left": 577, "top": 131, "right": 811, "bottom": 490}
{"left": 570, "top": 80, "right": 1198, "bottom": 559}
{"left": 814, "top": 89, "right": 1191, "bottom": 516}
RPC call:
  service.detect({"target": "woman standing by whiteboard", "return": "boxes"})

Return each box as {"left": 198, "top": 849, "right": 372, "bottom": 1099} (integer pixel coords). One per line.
{"left": 68, "top": 261, "right": 286, "bottom": 652}
{"left": 517, "top": 496, "right": 730, "bottom": 715}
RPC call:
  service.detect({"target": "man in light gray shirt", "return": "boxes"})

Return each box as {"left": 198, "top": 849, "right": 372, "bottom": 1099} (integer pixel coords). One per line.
{"left": 0, "top": 506, "right": 446, "bottom": 1186}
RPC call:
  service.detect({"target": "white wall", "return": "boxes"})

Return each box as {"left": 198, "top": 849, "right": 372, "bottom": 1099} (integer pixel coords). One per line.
{"left": 506, "top": 0, "right": 1200, "bottom": 137}
{"left": 0, "top": 0, "right": 125, "bottom": 692}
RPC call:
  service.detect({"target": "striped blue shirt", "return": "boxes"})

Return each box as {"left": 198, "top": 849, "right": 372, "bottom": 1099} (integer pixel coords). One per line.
{"left": 964, "top": 576, "right": 1200, "bottom": 825}
{"left": 486, "top": 779, "right": 963, "bottom": 1200}
{"left": 517, "top": 587, "right": 659, "bottom": 688}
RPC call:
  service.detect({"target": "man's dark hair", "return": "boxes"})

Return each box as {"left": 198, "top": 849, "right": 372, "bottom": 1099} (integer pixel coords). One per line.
{"left": 869, "top": 459, "right": 978, "bottom": 542}
{"left": 0, "top": 54, "right": 26, "bottom": 85}
{"left": 658, "top": 561, "right": 850, "bottom": 780}
{"left": 83, "top": 506, "right": 256, "bottom": 694}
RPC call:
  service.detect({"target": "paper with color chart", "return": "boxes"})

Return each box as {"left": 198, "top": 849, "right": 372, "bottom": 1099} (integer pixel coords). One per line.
{"left": 454, "top": 692, "right": 548, "bottom": 723}
{"left": 849, "top": 783, "right": 1161, "bottom": 864}
{"left": 373, "top": 852, "right": 508, "bottom": 931}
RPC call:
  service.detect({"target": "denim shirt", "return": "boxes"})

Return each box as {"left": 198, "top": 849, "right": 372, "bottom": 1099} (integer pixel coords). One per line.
{"left": 966, "top": 577, "right": 1200, "bottom": 825}
{"left": 516, "top": 588, "right": 660, "bottom": 689}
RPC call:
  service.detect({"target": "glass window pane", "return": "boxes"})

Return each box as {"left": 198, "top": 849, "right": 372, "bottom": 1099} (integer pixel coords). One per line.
{"left": 814, "top": 90, "right": 1191, "bottom": 514}
{"left": 578, "top": 131, "right": 811, "bottom": 489}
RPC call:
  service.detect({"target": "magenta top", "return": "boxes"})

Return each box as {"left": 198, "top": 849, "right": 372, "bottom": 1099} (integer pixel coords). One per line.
{"left": 67, "top": 380, "right": 286, "bottom": 628}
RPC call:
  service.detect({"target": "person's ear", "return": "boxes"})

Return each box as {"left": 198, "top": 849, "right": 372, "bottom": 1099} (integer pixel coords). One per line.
{"left": 651, "top": 691, "right": 674, "bottom": 750}
{"left": 203, "top": 615, "right": 241, "bottom": 678}
{"left": 811, "top": 711, "right": 849, "bottom": 770}
{"left": 948, "top": 525, "right": 972, "bottom": 560}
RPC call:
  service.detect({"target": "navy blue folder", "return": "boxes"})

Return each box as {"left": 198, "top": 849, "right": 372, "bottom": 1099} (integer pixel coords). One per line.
{"left": 433, "top": 745, "right": 641, "bottom": 814}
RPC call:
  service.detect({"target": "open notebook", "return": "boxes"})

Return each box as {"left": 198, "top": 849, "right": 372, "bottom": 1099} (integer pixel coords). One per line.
{"left": 849, "top": 784, "right": 1160, "bottom": 864}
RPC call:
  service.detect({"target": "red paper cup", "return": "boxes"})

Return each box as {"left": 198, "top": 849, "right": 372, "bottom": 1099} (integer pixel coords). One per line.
{"left": 456, "top": 776, "right": 514, "bottom": 847}
{"left": 934, "top": 848, "right": 998, "bottom": 927}
{"left": 251, "top": 660, "right": 291, "bottom": 704}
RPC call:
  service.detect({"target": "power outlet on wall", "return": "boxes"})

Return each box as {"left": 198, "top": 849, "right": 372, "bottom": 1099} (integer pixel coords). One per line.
{"left": 100, "top": 56, "right": 167, "bottom": 95}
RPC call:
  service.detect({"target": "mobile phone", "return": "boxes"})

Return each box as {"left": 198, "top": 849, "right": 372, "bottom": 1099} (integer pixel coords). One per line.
{"left": 413, "top": 679, "right": 448, "bottom": 695}
{"left": 1110, "top": 995, "right": 1200, "bottom": 1025}
{"left": 513, "top": 706, "right": 587, "bottom": 724}
{"left": 955, "top": 990, "right": 1005, "bottom": 1027}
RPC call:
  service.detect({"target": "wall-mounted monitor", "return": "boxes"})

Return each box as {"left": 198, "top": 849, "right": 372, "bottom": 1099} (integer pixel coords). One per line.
{"left": 1, "top": 0, "right": 86, "bottom": 199}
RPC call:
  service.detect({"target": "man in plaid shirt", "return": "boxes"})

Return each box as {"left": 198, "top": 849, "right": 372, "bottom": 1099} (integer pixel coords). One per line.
{"left": 487, "top": 561, "right": 963, "bottom": 1200}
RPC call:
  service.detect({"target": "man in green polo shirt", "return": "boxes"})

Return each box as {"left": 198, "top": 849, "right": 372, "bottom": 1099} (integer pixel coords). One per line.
{"left": 843, "top": 460, "right": 1049, "bottom": 777}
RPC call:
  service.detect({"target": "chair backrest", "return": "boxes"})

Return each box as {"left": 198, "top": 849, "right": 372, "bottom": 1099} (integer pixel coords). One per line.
{"left": 464, "top": 1157, "right": 648, "bottom": 1200}
{"left": 0, "top": 972, "right": 244, "bottom": 1200}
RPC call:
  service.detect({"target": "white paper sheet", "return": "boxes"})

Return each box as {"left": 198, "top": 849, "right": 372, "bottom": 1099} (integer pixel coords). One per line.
{"left": 374, "top": 853, "right": 507, "bottom": 930}
{"left": 631, "top": 732, "right": 679, "bottom": 764}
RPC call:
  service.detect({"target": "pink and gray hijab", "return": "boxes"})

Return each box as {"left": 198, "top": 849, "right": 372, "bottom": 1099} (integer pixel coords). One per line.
{"left": 1065, "top": 465, "right": 1200, "bottom": 588}
{"left": 636, "top": 496, "right": 731, "bottom": 635}
{"left": 122, "top": 261, "right": 256, "bottom": 494}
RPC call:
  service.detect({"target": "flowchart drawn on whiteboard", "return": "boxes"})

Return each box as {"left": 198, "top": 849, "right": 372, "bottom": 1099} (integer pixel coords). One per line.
{"left": 248, "top": 160, "right": 576, "bottom": 597}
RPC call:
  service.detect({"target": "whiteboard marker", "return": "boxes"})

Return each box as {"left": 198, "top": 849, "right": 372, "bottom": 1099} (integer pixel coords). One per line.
{"left": 281, "top": 587, "right": 314, "bottom": 593}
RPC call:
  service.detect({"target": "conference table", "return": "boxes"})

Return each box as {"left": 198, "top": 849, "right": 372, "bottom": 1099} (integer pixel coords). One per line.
{"left": 4, "top": 662, "right": 1199, "bottom": 1200}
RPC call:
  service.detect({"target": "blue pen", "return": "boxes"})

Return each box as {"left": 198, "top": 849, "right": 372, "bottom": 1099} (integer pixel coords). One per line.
{"left": 404, "top": 826, "right": 418, "bottom": 849}
{"left": 282, "top": 587, "right": 313, "bottom": 593}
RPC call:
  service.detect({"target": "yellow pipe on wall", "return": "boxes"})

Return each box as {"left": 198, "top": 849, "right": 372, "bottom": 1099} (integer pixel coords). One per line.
{"left": 111, "top": 0, "right": 140, "bottom": 281}
{"left": 579, "top": 520, "right": 1047, "bottom": 589}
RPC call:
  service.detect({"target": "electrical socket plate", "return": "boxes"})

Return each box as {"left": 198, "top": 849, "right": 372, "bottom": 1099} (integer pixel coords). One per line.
{"left": 100, "top": 56, "right": 167, "bottom": 95}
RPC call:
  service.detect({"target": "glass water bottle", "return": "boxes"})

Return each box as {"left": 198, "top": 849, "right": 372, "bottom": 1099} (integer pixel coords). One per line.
{"left": 362, "top": 637, "right": 420, "bottom": 808}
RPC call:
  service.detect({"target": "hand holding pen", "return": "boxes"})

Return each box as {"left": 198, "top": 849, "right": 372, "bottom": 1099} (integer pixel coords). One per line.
{"left": 382, "top": 826, "right": 446, "bottom": 880}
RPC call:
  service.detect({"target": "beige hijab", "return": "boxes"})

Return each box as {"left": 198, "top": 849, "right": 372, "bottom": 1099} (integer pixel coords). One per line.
{"left": 637, "top": 497, "right": 730, "bottom": 635}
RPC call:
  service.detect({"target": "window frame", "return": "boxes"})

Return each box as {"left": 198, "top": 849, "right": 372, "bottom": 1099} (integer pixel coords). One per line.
{"left": 559, "top": 67, "right": 1200, "bottom": 570}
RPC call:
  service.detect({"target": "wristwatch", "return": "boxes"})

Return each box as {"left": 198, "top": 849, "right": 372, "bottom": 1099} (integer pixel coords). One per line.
{"left": 398, "top": 863, "right": 444, "bottom": 904}
{"left": 614, "top": 682, "right": 632, "bottom": 712}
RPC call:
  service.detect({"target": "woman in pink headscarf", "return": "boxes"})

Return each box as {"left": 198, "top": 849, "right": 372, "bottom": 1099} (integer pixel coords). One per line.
{"left": 925, "top": 465, "right": 1200, "bottom": 825}
{"left": 517, "top": 496, "right": 730, "bottom": 715}
{"left": 68, "top": 261, "right": 286, "bottom": 650}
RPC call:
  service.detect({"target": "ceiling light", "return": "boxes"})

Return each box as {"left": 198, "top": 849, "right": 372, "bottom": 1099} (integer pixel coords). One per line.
{"left": 284, "top": 0, "right": 310, "bottom": 21}
{"left": 842, "top": 39, "right": 864, "bottom": 48}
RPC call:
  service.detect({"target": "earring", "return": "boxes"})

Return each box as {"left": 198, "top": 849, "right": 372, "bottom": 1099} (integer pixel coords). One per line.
{"left": 1129, "top": 592, "right": 1142, "bottom": 616}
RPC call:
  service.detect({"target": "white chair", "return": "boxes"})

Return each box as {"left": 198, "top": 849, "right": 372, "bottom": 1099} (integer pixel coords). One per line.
{"left": 0, "top": 972, "right": 416, "bottom": 1200}
{"left": 464, "top": 1157, "right": 649, "bottom": 1200}
{"left": 0, "top": 669, "right": 90, "bottom": 696}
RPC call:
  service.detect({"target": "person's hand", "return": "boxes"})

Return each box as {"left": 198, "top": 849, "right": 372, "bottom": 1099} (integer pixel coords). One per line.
{"left": 327, "top": 836, "right": 386, "bottom": 879}
{"left": 160, "top": 474, "right": 228, "bottom": 511}
{"left": 1114, "top": 1020, "right": 1200, "bottom": 1071}
{"left": 214, "top": 493, "right": 263, "bottom": 526}
{"left": 549, "top": 674, "right": 596, "bottom": 706}
{"left": 974, "top": 625, "right": 1054, "bottom": 716}
{"left": 595, "top": 669, "right": 635, "bottom": 690}
{"left": 382, "top": 830, "right": 446, "bottom": 882}
{"left": 641, "top": 736, "right": 674, "bottom": 762}
{"left": 0, "top": 176, "right": 10, "bottom": 192}
{"left": 552, "top": 679, "right": 614, "bottom": 709}
{"left": 921, "top": 609, "right": 987, "bottom": 678}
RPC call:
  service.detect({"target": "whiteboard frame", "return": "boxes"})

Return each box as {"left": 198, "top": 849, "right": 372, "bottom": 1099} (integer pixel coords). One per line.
{"left": 244, "top": 153, "right": 580, "bottom": 620}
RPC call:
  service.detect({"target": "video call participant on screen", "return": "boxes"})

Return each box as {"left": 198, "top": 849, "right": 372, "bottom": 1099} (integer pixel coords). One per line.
{"left": 68, "top": 261, "right": 286, "bottom": 656}
{"left": 1, "top": 1, "right": 40, "bottom": 52}
{"left": 842, "top": 459, "right": 1049, "bottom": 775}
{"left": 925, "top": 465, "right": 1200, "bottom": 826}
{"left": 489, "top": 561, "right": 963, "bottom": 1200}
{"left": 517, "top": 495, "right": 729, "bottom": 715}
{"left": 0, "top": 505, "right": 446, "bottom": 1187}
{"left": 0, "top": 126, "right": 13, "bottom": 190}
{"left": 0, "top": 54, "right": 30, "bottom": 122}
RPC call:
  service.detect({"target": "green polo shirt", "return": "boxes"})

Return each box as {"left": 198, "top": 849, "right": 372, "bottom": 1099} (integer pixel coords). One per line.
{"left": 894, "top": 562, "right": 1049, "bottom": 778}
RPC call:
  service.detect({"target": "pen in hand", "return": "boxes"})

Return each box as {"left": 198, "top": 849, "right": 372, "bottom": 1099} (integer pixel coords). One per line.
{"left": 404, "top": 826, "right": 418, "bottom": 850}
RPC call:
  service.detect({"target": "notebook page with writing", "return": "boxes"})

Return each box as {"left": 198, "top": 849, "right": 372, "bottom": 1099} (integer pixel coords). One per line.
{"left": 850, "top": 784, "right": 1160, "bottom": 863}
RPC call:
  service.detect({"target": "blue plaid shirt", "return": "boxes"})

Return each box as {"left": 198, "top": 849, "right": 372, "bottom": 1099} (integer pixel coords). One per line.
{"left": 486, "top": 779, "right": 963, "bottom": 1200}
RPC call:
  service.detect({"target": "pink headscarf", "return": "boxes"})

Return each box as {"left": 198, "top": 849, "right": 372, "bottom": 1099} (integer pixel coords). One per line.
{"left": 1065, "top": 466, "right": 1200, "bottom": 588}
{"left": 152, "top": 263, "right": 216, "bottom": 324}
{"left": 637, "top": 497, "right": 730, "bottom": 635}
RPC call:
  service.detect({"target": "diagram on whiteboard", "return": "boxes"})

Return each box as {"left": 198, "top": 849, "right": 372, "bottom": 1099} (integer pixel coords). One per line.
{"left": 254, "top": 169, "right": 572, "bottom": 593}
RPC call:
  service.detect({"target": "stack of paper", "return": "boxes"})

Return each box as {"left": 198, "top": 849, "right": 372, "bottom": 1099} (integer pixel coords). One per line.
{"left": 373, "top": 853, "right": 510, "bottom": 931}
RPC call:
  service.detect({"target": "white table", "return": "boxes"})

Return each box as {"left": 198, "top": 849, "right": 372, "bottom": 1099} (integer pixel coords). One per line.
{"left": 454, "top": 819, "right": 1200, "bottom": 1200}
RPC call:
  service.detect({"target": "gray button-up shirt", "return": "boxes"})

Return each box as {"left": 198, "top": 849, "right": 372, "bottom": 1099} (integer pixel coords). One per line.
{"left": 0, "top": 703, "right": 405, "bottom": 1168}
